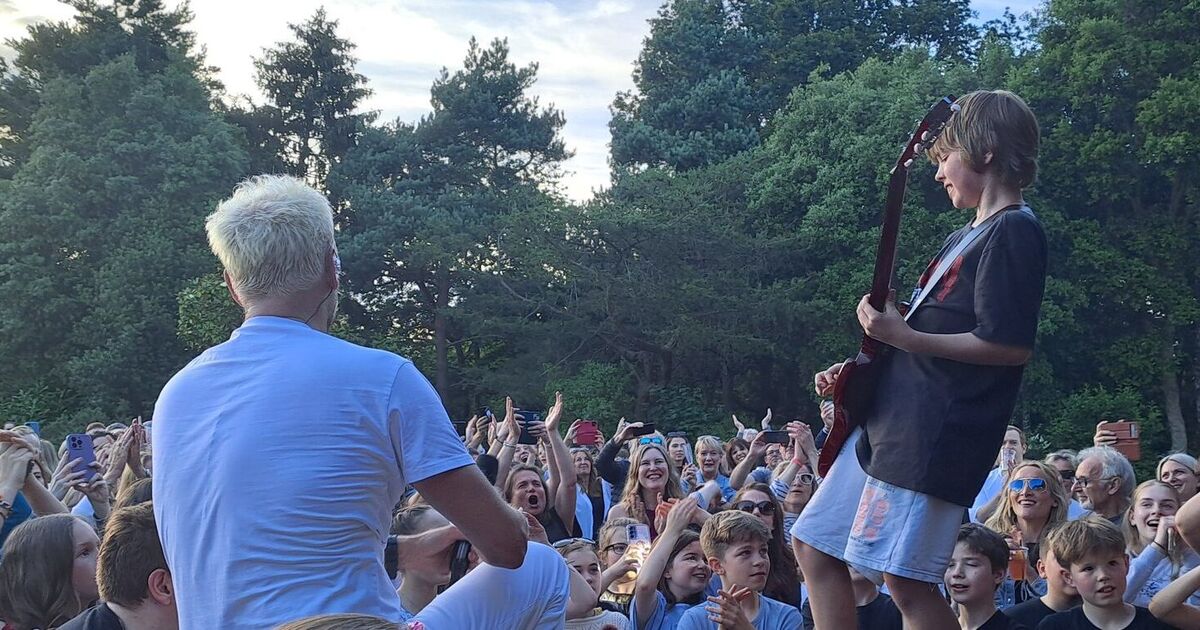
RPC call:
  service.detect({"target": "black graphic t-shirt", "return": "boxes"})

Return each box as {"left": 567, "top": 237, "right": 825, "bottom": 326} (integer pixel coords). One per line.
{"left": 856, "top": 206, "right": 1047, "bottom": 507}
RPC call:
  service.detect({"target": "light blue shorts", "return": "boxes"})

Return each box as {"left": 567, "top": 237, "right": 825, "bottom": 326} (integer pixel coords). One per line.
{"left": 790, "top": 428, "right": 965, "bottom": 585}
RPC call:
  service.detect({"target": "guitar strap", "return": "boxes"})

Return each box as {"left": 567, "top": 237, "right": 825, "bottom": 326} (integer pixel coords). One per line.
{"left": 904, "top": 205, "right": 1031, "bottom": 322}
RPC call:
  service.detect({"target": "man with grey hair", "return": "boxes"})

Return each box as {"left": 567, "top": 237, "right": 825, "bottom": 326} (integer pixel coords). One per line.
{"left": 153, "top": 176, "right": 563, "bottom": 629}
{"left": 1073, "top": 446, "right": 1136, "bottom": 524}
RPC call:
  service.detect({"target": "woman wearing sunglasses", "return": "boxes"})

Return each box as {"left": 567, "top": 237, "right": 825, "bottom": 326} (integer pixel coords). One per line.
{"left": 728, "top": 483, "right": 801, "bottom": 609}
{"left": 982, "top": 460, "right": 1070, "bottom": 605}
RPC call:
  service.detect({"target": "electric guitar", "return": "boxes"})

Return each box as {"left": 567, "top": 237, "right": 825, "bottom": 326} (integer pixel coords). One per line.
{"left": 817, "top": 96, "right": 959, "bottom": 477}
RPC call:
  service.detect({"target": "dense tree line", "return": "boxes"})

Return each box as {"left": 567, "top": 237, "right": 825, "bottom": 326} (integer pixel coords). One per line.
{"left": 1, "top": 0, "right": 1196, "bottom": 473}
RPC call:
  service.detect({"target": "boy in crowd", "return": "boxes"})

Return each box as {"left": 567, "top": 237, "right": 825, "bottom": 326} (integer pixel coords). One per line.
{"left": 677, "top": 511, "right": 802, "bottom": 629}
{"left": 1038, "top": 517, "right": 1175, "bottom": 629}
{"left": 1004, "top": 523, "right": 1081, "bottom": 628}
{"left": 944, "top": 524, "right": 1027, "bottom": 630}
{"left": 60, "top": 503, "right": 178, "bottom": 630}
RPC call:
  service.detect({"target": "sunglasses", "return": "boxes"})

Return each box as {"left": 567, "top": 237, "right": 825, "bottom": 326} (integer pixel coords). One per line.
{"left": 733, "top": 500, "right": 777, "bottom": 515}
{"left": 551, "top": 537, "right": 597, "bottom": 550}
{"left": 1059, "top": 470, "right": 1075, "bottom": 481}
{"left": 638, "top": 436, "right": 664, "bottom": 446}
{"left": 794, "top": 473, "right": 816, "bottom": 486}
{"left": 1008, "top": 478, "right": 1048, "bottom": 493}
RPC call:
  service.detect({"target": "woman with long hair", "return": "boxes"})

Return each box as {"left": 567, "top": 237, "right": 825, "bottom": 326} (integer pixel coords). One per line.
{"left": 983, "top": 460, "right": 1070, "bottom": 606}
{"left": 607, "top": 443, "right": 686, "bottom": 539}
{"left": 630, "top": 496, "right": 711, "bottom": 630}
{"left": 572, "top": 447, "right": 613, "bottom": 540}
{"left": 722, "top": 438, "right": 749, "bottom": 476}
{"left": 1122, "top": 480, "right": 1200, "bottom": 607}
{"left": 730, "top": 483, "right": 800, "bottom": 609}
{"left": 0, "top": 514, "right": 100, "bottom": 630}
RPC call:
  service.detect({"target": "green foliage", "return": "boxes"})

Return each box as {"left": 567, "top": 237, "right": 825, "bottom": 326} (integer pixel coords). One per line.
{"left": 252, "top": 8, "right": 374, "bottom": 188}
{"left": 0, "top": 3, "right": 247, "bottom": 421}
{"left": 545, "top": 362, "right": 634, "bottom": 429}
{"left": 177, "top": 273, "right": 243, "bottom": 351}
{"left": 646, "top": 386, "right": 727, "bottom": 438}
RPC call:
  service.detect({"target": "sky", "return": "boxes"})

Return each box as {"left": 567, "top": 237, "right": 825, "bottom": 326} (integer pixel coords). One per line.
{"left": 1, "top": 0, "right": 1041, "bottom": 201}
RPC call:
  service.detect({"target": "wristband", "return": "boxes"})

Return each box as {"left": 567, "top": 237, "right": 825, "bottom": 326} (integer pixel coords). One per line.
{"left": 790, "top": 458, "right": 805, "bottom": 467}
{"left": 1153, "top": 540, "right": 1168, "bottom": 554}
{"left": 501, "top": 441, "right": 518, "bottom": 449}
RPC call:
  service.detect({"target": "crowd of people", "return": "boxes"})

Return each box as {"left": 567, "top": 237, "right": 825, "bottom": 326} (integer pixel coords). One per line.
{"left": 3, "top": 89, "right": 1198, "bottom": 630}
{"left": 4, "top": 409, "right": 1200, "bottom": 629}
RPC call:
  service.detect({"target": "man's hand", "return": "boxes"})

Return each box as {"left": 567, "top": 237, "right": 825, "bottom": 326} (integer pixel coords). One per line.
{"left": 787, "top": 422, "right": 817, "bottom": 466}
{"left": 396, "top": 524, "right": 464, "bottom": 576}
{"left": 520, "top": 508, "right": 549, "bottom": 545}
{"left": 814, "top": 363, "right": 846, "bottom": 398}
{"left": 760, "top": 408, "right": 773, "bottom": 430}
{"left": 856, "top": 290, "right": 912, "bottom": 349}
{"left": 1094, "top": 420, "right": 1118, "bottom": 447}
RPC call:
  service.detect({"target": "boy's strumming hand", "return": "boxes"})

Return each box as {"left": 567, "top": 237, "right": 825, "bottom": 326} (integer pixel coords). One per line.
{"left": 814, "top": 363, "right": 845, "bottom": 398}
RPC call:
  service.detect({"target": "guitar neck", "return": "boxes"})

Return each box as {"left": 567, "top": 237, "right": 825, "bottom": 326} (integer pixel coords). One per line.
{"left": 867, "top": 170, "right": 909, "bottom": 311}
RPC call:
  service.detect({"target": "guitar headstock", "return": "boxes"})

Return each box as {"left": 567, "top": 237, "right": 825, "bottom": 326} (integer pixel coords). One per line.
{"left": 895, "top": 96, "right": 959, "bottom": 172}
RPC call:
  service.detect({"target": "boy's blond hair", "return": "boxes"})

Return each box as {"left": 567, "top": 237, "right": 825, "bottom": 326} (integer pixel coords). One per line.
{"left": 1049, "top": 515, "right": 1125, "bottom": 569}
{"left": 700, "top": 510, "right": 770, "bottom": 561}
{"left": 928, "top": 90, "right": 1040, "bottom": 189}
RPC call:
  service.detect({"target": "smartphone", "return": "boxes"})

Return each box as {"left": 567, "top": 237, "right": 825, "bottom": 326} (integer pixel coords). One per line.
{"left": 1108, "top": 420, "right": 1141, "bottom": 461}
{"left": 516, "top": 410, "right": 542, "bottom": 445}
{"left": 439, "top": 540, "right": 473, "bottom": 594}
{"left": 624, "top": 523, "right": 652, "bottom": 579}
{"left": 26, "top": 421, "right": 41, "bottom": 436}
{"left": 761, "top": 430, "right": 790, "bottom": 444}
{"left": 575, "top": 420, "right": 600, "bottom": 446}
{"left": 628, "top": 422, "right": 656, "bottom": 438}
{"left": 65, "top": 433, "right": 98, "bottom": 481}
{"left": 683, "top": 442, "right": 695, "bottom": 466}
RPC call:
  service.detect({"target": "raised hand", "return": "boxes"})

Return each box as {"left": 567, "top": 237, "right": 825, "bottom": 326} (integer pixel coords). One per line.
{"left": 565, "top": 419, "right": 582, "bottom": 447}
{"left": 502, "top": 397, "right": 519, "bottom": 441}
{"left": 613, "top": 418, "right": 643, "bottom": 444}
{"left": 664, "top": 495, "right": 699, "bottom": 535}
{"left": 544, "top": 391, "right": 565, "bottom": 433}
{"left": 760, "top": 408, "right": 773, "bottom": 430}
{"left": 731, "top": 414, "right": 745, "bottom": 432}
{"left": 747, "top": 431, "right": 769, "bottom": 460}
{"left": 1094, "top": 420, "right": 1118, "bottom": 447}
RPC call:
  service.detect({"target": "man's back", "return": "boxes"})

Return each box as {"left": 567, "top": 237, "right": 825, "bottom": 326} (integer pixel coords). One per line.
{"left": 153, "top": 317, "right": 472, "bottom": 629}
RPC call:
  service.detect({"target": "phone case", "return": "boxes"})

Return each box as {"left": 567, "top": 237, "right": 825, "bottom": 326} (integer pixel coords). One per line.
{"left": 1109, "top": 421, "right": 1140, "bottom": 461}
{"left": 65, "top": 433, "right": 98, "bottom": 481}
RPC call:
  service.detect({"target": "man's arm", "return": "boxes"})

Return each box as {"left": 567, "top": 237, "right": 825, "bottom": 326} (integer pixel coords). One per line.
{"left": 414, "top": 464, "right": 527, "bottom": 569}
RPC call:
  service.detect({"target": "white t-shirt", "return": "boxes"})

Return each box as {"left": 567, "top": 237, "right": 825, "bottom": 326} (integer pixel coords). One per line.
{"left": 153, "top": 317, "right": 473, "bottom": 630}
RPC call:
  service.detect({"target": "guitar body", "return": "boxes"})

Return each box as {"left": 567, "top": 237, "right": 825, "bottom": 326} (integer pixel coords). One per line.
{"left": 817, "top": 341, "right": 885, "bottom": 474}
{"left": 816, "top": 97, "right": 958, "bottom": 477}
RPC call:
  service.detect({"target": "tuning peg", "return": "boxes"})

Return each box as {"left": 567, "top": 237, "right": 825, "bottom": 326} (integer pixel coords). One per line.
{"left": 913, "top": 144, "right": 924, "bottom": 155}
{"left": 904, "top": 158, "right": 914, "bottom": 168}
{"left": 921, "top": 131, "right": 931, "bottom": 142}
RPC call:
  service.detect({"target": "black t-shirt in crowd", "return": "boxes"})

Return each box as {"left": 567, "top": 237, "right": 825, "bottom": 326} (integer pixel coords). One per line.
{"left": 1006, "top": 598, "right": 1063, "bottom": 629}
{"left": 59, "top": 603, "right": 125, "bottom": 630}
{"left": 1036, "top": 606, "right": 1178, "bottom": 630}
{"left": 802, "top": 592, "right": 902, "bottom": 630}
{"left": 541, "top": 506, "right": 573, "bottom": 543}
{"left": 856, "top": 206, "right": 1048, "bottom": 507}
{"left": 981, "top": 609, "right": 1030, "bottom": 630}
